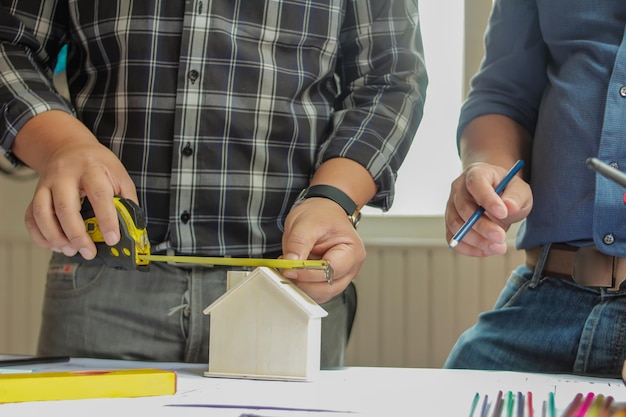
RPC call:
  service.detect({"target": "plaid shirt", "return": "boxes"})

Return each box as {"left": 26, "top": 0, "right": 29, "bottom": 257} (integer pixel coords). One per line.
{"left": 0, "top": 0, "right": 426, "bottom": 257}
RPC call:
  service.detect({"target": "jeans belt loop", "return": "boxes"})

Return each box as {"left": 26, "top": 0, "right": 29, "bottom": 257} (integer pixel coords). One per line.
{"left": 528, "top": 243, "right": 552, "bottom": 288}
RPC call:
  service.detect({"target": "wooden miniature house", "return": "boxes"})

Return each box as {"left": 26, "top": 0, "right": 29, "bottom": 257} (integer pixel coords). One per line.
{"left": 202, "top": 266, "right": 328, "bottom": 381}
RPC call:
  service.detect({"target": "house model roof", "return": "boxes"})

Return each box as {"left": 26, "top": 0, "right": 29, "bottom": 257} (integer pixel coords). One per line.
{"left": 203, "top": 266, "right": 328, "bottom": 318}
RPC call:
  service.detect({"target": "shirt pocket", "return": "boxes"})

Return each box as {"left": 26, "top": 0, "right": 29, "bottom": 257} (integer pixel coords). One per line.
{"left": 234, "top": 0, "right": 344, "bottom": 62}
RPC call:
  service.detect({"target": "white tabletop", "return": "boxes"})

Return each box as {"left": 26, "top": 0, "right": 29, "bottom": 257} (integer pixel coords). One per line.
{"left": 0, "top": 357, "right": 625, "bottom": 416}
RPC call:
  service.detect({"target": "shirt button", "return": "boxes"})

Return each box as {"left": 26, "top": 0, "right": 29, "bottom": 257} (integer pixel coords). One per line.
{"left": 609, "top": 161, "right": 619, "bottom": 170}
{"left": 182, "top": 143, "right": 193, "bottom": 157}
{"left": 603, "top": 233, "right": 615, "bottom": 245}
{"left": 180, "top": 211, "right": 191, "bottom": 224}
{"left": 188, "top": 69, "right": 199, "bottom": 83}
{"left": 620, "top": 86, "right": 626, "bottom": 97}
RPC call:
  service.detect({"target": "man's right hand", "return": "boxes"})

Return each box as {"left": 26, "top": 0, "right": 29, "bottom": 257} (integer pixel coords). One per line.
{"left": 445, "top": 162, "right": 532, "bottom": 257}
{"left": 13, "top": 110, "right": 137, "bottom": 259}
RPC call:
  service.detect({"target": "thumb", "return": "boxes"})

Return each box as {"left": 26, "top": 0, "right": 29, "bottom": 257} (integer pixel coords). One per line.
{"left": 281, "top": 227, "right": 316, "bottom": 278}
{"left": 282, "top": 213, "right": 318, "bottom": 259}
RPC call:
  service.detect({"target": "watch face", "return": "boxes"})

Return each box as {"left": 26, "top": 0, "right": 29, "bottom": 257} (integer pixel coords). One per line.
{"left": 291, "top": 188, "right": 308, "bottom": 208}
{"left": 351, "top": 212, "right": 362, "bottom": 229}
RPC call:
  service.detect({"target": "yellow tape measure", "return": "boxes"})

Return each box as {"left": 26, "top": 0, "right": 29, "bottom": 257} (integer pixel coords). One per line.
{"left": 81, "top": 196, "right": 334, "bottom": 284}
{"left": 139, "top": 255, "right": 333, "bottom": 284}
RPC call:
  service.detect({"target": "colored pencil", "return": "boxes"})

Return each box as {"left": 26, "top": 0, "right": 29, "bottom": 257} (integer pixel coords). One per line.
{"left": 585, "top": 394, "right": 604, "bottom": 417}
{"left": 469, "top": 392, "right": 481, "bottom": 417}
{"left": 506, "top": 391, "right": 514, "bottom": 417}
{"left": 491, "top": 391, "right": 504, "bottom": 417}
{"left": 480, "top": 394, "right": 490, "bottom": 417}
{"left": 598, "top": 396, "right": 613, "bottom": 417}
{"left": 562, "top": 393, "right": 584, "bottom": 417}
{"left": 572, "top": 392, "right": 594, "bottom": 417}
{"left": 548, "top": 392, "right": 556, "bottom": 417}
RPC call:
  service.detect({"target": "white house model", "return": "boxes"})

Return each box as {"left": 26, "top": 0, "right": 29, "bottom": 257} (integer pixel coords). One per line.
{"left": 202, "top": 266, "right": 328, "bottom": 381}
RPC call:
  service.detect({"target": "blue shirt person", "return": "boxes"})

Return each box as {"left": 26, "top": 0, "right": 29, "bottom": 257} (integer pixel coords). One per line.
{"left": 444, "top": 0, "right": 626, "bottom": 376}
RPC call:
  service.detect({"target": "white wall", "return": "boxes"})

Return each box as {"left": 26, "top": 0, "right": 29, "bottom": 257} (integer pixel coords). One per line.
{"left": 365, "top": 0, "right": 492, "bottom": 216}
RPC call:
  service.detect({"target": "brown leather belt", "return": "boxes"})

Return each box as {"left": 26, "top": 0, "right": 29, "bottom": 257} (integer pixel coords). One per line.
{"left": 526, "top": 243, "right": 626, "bottom": 292}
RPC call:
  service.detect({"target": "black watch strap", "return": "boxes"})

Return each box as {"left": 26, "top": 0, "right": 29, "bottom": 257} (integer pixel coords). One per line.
{"left": 296, "top": 184, "right": 361, "bottom": 228}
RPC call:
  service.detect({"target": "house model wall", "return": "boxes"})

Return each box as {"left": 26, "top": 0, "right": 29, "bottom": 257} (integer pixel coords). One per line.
{"left": 203, "top": 266, "right": 328, "bottom": 381}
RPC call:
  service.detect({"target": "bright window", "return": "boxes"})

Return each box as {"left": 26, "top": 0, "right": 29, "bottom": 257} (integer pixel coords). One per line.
{"left": 363, "top": 1, "right": 464, "bottom": 216}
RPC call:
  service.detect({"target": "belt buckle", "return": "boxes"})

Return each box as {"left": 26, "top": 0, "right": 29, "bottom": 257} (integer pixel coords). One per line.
{"left": 572, "top": 246, "right": 626, "bottom": 291}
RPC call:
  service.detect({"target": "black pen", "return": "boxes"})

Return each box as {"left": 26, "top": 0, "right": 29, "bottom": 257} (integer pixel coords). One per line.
{"left": 0, "top": 356, "right": 70, "bottom": 367}
{"left": 449, "top": 160, "right": 525, "bottom": 248}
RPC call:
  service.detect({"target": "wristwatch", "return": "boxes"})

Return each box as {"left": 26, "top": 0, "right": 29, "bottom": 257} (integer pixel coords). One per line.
{"left": 294, "top": 184, "right": 361, "bottom": 229}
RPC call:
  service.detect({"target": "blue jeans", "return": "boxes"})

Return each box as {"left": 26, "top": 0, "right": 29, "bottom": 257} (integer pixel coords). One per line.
{"left": 37, "top": 253, "right": 356, "bottom": 368}
{"left": 444, "top": 264, "right": 626, "bottom": 377}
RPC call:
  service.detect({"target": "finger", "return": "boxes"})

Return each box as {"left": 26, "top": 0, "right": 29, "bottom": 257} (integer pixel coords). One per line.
{"left": 281, "top": 227, "right": 317, "bottom": 280}
{"left": 50, "top": 188, "right": 96, "bottom": 260}
{"left": 500, "top": 180, "right": 533, "bottom": 223}
{"left": 288, "top": 267, "right": 330, "bottom": 284}
{"left": 29, "top": 188, "right": 78, "bottom": 255}
{"left": 447, "top": 201, "right": 507, "bottom": 256}
{"left": 465, "top": 167, "right": 509, "bottom": 219}
{"left": 84, "top": 192, "right": 119, "bottom": 246}
{"left": 291, "top": 278, "right": 349, "bottom": 305}
{"left": 282, "top": 223, "right": 316, "bottom": 257}
{"left": 24, "top": 200, "right": 57, "bottom": 251}
{"left": 280, "top": 252, "right": 314, "bottom": 280}
{"left": 453, "top": 236, "right": 508, "bottom": 257}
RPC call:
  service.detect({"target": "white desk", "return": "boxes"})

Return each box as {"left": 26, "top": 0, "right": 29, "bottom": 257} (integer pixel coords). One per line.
{"left": 1, "top": 357, "right": 625, "bottom": 416}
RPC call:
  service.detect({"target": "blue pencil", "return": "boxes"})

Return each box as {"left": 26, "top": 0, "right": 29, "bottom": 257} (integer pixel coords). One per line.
{"left": 480, "top": 394, "right": 490, "bottom": 417}
{"left": 449, "top": 160, "right": 525, "bottom": 248}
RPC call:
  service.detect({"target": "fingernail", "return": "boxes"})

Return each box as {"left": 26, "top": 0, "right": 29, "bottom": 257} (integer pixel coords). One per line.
{"left": 282, "top": 254, "right": 300, "bottom": 278}
{"left": 79, "top": 247, "right": 95, "bottom": 260}
{"left": 282, "top": 270, "right": 298, "bottom": 279}
{"left": 62, "top": 246, "right": 77, "bottom": 256}
{"left": 489, "top": 204, "right": 507, "bottom": 220}
{"left": 104, "top": 231, "right": 119, "bottom": 246}
{"left": 488, "top": 231, "right": 506, "bottom": 243}
{"left": 488, "top": 242, "right": 507, "bottom": 254}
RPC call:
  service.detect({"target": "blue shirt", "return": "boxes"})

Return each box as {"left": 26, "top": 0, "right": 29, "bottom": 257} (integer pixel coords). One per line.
{"left": 458, "top": 0, "right": 626, "bottom": 256}
{"left": 0, "top": 1, "right": 427, "bottom": 257}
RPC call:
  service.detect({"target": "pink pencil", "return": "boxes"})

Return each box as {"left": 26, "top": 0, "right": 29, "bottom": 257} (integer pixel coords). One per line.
{"left": 572, "top": 393, "right": 594, "bottom": 417}
{"left": 562, "top": 393, "right": 584, "bottom": 417}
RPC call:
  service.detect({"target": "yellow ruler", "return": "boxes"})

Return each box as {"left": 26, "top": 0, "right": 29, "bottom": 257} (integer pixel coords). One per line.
{"left": 139, "top": 255, "right": 334, "bottom": 284}
{"left": 0, "top": 368, "right": 176, "bottom": 403}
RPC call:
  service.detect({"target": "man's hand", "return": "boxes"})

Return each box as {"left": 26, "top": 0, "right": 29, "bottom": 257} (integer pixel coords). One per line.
{"left": 445, "top": 162, "right": 532, "bottom": 257}
{"left": 281, "top": 197, "right": 365, "bottom": 304}
{"left": 15, "top": 111, "right": 137, "bottom": 259}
